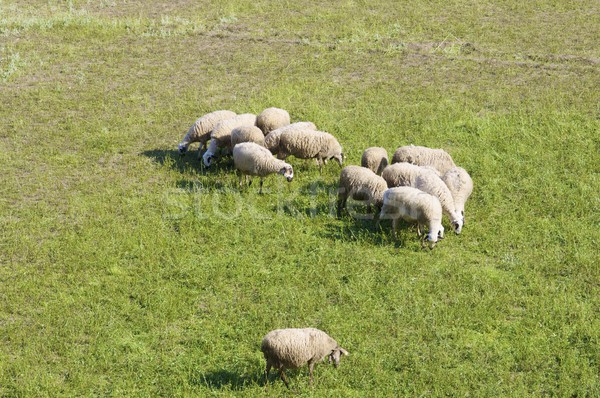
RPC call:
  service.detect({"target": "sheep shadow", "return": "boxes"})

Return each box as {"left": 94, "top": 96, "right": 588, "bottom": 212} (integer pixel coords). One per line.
{"left": 190, "top": 368, "right": 264, "bottom": 390}
{"left": 141, "top": 148, "right": 236, "bottom": 175}
{"left": 322, "top": 213, "right": 427, "bottom": 250}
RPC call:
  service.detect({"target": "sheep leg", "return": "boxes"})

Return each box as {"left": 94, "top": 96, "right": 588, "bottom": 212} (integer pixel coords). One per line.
{"left": 197, "top": 142, "right": 208, "bottom": 160}
{"left": 392, "top": 217, "right": 399, "bottom": 239}
{"left": 308, "top": 362, "right": 315, "bottom": 385}
{"left": 316, "top": 158, "right": 323, "bottom": 174}
{"left": 372, "top": 206, "right": 381, "bottom": 225}
{"left": 259, "top": 178, "right": 264, "bottom": 194}
{"left": 416, "top": 223, "right": 422, "bottom": 237}
{"left": 337, "top": 191, "right": 347, "bottom": 218}
{"left": 279, "top": 369, "right": 290, "bottom": 388}
{"left": 264, "top": 363, "right": 272, "bottom": 385}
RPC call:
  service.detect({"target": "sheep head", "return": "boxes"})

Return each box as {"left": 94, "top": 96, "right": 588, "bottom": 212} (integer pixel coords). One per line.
{"left": 328, "top": 346, "right": 349, "bottom": 368}
{"left": 278, "top": 165, "right": 294, "bottom": 182}
{"left": 178, "top": 143, "right": 188, "bottom": 155}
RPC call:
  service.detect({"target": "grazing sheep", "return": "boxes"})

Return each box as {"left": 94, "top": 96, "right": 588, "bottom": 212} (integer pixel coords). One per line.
{"left": 256, "top": 107, "right": 291, "bottom": 135}
{"left": 261, "top": 328, "right": 349, "bottom": 387}
{"left": 337, "top": 165, "right": 388, "bottom": 218}
{"left": 277, "top": 129, "right": 343, "bottom": 172}
{"left": 361, "top": 147, "right": 388, "bottom": 175}
{"left": 381, "top": 162, "right": 439, "bottom": 187}
{"left": 202, "top": 113, "right": 257, "bottom": 167}
{"left": 382, "top": 162, "right": 464, "bottom": 233}
{"left": 391, "top": 145, "right": 456, "bottom": 175}
{"left": 265, "top": 121, "right": 317, "bottom": 155}
{"left": 233, "top": 142, "right": 293, "bottom": 194}
{"left": 178, "top": 110, "right": 236, "bottom": 159}
{"left": 230, "top": 125, "right": 265, "bottom": 148}
{"left": 378, "top": 186, "right": 444, "bottom": 249}
{"left": 442, "top": 166, "right": 473, "bottom": 222}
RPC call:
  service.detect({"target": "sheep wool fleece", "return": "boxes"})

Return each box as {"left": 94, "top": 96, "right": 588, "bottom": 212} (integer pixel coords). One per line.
{"left": 261, "top": 328, "right": 341, "bottom": 370}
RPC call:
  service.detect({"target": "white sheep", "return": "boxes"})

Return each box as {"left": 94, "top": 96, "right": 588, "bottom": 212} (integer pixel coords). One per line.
{"left": 277, "top": 129, "right": 343, "bottom": 172}
{"left": 391, "top": 144, "right": 456, "bottom": 175}
{"left": 382, "top": 162, "right": 422, "bottom": 187}
{"left": 232, "top": 142, "right": 294, "bottom": 194}
{"left": 377, "top": 186, "right": 444, "bottom": 249}
{"left": 261, "top": 328, "right": 349, "bottom": 387}
{"left": 361, "top": 147, "right": 388, "bottom": 175}
{"left": 202, "top": 113, "right": 257, "bottom": 167}
{"left": 230, "top": 125, "right": 265, "bottom": 148}
{"left": 441, "top": 166, "right": 473, "bottom": 223}
{"left": 178, "top": 110, "right": 236, "bottom": 159}
{"left": 382, "top": 162, "right": 464, "bottom": 233}
{"left": 256, "top": 107, "right": 291, "bottom": 135}
{"left": 337, "top": 165, "right": 388, "bottom": 218}
{"left": 264, "top": 121, "right": 317, "bottom": 155}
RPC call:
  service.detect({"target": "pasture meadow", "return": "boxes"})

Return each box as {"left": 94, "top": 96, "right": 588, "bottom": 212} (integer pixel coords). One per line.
{"left": 1, "top": 1, "right": 598, "bottom": 396}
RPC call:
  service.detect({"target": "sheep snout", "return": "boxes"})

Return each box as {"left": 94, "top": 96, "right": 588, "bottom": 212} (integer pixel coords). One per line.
{"left": 278, "top": 166, "right": 294, "bottom": 182}
{"left": 452, "top": 220, "right": 462, "bottom": 234}
{"left": 203, "top": 153, "right": 215, "bottom": 167}
{"left": 329, "top": 347, "right": 349, "bottom": 368}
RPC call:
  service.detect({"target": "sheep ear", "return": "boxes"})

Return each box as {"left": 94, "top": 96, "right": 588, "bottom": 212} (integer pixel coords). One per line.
{"left": 340, "top": 348, "right": 349, "bottom": 356}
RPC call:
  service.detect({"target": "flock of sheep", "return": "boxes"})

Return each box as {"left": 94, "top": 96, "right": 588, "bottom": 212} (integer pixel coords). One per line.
{"left": 177, "top": 107, "right": 473, "bottom": 386}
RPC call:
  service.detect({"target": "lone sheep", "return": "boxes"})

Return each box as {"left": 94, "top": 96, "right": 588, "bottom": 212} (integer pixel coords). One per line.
{"left": 391, "top": 145, "right": 456, "bottom": 175}
{"left": 256, "top": 107, "right": 291, "bottom": 135}
{"left": 178, "top": 110, "right": 236, "bottom": 159}
{"left": 233, "top": 142, "right": 293, "bottom": 194}
{"left": 261, "top": 328, "right": 349, "bottom": 387}
{"left": 378, "top": 186, "right": 444, "bottom": 249}
{"left": 361, "top": 147, "right": 388, "bottom": 175}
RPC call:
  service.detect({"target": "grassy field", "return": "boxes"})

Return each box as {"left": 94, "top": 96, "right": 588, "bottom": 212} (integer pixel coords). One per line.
{"left": 1, "top": 0, "right": 599, "bottom": 396}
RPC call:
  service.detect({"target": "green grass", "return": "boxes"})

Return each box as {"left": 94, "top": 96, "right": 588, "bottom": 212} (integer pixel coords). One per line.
{"left": 1, "top": 1, "right": 599, "bottom": 396}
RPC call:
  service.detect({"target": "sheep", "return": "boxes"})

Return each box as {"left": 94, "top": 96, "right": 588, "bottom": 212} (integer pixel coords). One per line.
{"left": 382, "top": 162, "right": 441, "bottom": 188}
{"left": 377, "top": 186, "right": 444, "bottom": 249}
{"left": 382, "top": 162, "right": 464, "bottom": 233}
{"left": 230, "top": 125, "right": 265, "bottom": 148}
{"left": 361, "top": 147, "right": 388, "bottom": 175}
{"left": 391, "top": 144, "right": 456, "bottom": 175}
{"left": 337, "top": 165, "right": 388, "bottom": 219}
{"left": 178, "top": 110, "right": 236, "bottom": 159}
{"left": 264, "top": 121, "right": 317, "bottom": 155}
{"left": 202, "top": 113, "right": 257, "bottom": 167}
{"left": 256, "top": 107, "right": 291, "bottom": 135}
{"left": 441, "top": 166, "right": 473, "bottom": 223}
{"left": 277, "top": 129, "right": 343, "bottom": 173}
{"left": 232, "top": 142, "right": 294, "bottom": 194}
{"left": 261, "top": 328, "right": 349, "bottom": 387}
